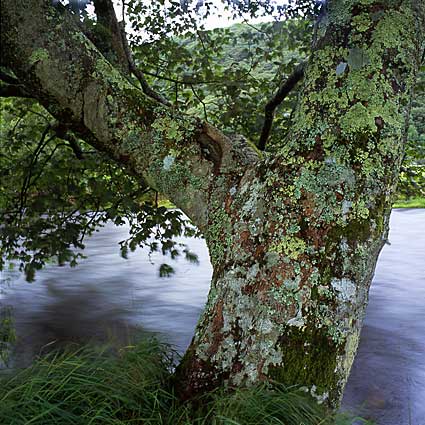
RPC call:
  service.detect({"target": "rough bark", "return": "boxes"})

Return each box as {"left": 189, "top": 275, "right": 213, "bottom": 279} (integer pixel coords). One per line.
{"left": 1, "top": 0, "right": 424, "bottom": 409}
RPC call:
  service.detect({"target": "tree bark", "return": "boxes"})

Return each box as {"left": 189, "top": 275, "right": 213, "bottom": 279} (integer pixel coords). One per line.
{"left": 1, "top": 0, "right": 424, "bottom": 409}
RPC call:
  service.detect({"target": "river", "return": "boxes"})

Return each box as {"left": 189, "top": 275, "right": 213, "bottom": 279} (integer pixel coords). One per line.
{"left": 1, "top": 209, "right": 424, "bottom": 425}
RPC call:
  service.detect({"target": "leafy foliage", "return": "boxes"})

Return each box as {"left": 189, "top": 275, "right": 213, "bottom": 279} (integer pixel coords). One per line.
{"left": 129, "top": 13, "right": 311, "bottom": 145}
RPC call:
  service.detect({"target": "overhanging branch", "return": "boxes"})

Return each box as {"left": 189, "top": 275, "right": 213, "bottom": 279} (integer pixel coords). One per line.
{"left": 92, "top": 0, "right": 170, "bottom": 106}
{"left": 0, "top": 0, "right": 259, "bottom": 231}
{"left": 0, "top": 69, "right": 20, "bottom": 85}
{"left": 92, "top": 0, "right": 129, "bottom": 74}
{"left": 0, "top": 70, "right": 33, "bottom": 97}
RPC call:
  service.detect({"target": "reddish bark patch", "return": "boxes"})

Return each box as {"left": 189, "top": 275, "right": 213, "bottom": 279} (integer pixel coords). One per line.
{"left": 119, "top": 154, "right": 130, "bottom": 163}
{"left": 232, "top": 361, "right": 243, "bottom": 374}
{"left": 224, "top": 193, "right": 233, "bottom": 213}
{"left": 301, "top": 192, "right": 316, "bottom": 216}
{"left": 304, "top": 224, "right": 328, "bottom": 250}
{"left": 207, "top": 300, "right": 224, "bottom": 357}
{"left": 257, "top": 359, "right": 266, "bottom": 380}
{"left": 240, "top": 229, "right": 251, "bottom": 244}
{"left": 375, "top": 116, "right": 384, "bottom": 129}
{"left": 254, "top": 244, "right": 265, "bottom": 261}
{"left": 299, "top": 266, "right": 314, "bottom": 288}
{"left": 176, "top": 356, "right": 222, "bottom": 401}
{"left": 306, "top": 139, "right": 324, "bottom": 161}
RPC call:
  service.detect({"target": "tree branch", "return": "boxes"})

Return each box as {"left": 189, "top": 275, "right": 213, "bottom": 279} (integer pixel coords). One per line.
{"left": 257, "top": 62, "right": 305, "bottom": 151}
{"left": 1, "top": 0, "right": 259, "bottom": 231}
{"left": 91, "top": 0, "right": 170, "bottom": 106}
{"left": 0, "top": 70, "right": 33, "bottom": 97}
{"left": 0, "top": 69, "right": 20, "bottom": 85}
{"left": 52, "top": 123, "right": 84, "bottom": 160}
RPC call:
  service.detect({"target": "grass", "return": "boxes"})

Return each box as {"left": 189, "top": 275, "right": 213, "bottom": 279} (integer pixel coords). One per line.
{"left": 0, "top": 338, "right": 372, "bottom": 425}
{"left": 393, "top": 196, "right": 425, "bottom": 208}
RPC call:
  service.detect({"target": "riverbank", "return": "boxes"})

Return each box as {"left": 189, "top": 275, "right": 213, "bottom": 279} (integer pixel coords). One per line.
{"left": 393, "top": 197, "right": 425, "bottom": 208}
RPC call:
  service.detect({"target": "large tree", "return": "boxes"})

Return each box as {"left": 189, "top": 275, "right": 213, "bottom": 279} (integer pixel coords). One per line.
{"left": 1, "top": 0, "right": 424, "bottom": 408}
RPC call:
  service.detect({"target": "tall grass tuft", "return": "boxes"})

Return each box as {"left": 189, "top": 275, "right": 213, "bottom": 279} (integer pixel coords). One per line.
{"left": 0, "top": 339, "right": 175, "bottom": 425}
{"left": 0, "top": 339, "right": 371, "bottom": 425}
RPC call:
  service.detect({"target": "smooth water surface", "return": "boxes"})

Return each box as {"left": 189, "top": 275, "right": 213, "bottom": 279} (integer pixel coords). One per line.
{"left": 342, "top": 209, "right": 425, "bottom": 425}
{"left": 1, "top": 209, "right": 424, "bottom": 424}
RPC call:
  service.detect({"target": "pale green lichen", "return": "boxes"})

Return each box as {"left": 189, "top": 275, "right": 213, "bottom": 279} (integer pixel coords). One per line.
{"left": 269, "top": 236, "right": 306, "bottom": 260}
{"left": 28, "top": 48, "right": 49, "bottom": 66}
{"left": 205, "top": 207, "right": 233, "bottom": 266}
{"left": 351, "top": 12, "right": 373, "bottom": 33}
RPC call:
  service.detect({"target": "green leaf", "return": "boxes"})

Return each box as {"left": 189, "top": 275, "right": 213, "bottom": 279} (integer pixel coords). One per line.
{"left": 159, "top": 263, "right": 175, "bottom": 278}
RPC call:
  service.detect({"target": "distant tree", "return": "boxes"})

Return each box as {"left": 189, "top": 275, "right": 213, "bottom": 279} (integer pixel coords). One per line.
{"left": 398, "top": 69, "right": 425, "bottom": 198}
{"left": 1, "top": 0, "right": 424, "bottom": 408}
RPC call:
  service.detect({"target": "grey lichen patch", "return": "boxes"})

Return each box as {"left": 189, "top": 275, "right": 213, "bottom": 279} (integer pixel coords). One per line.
{"left": 162, "top": 154, "right": 175, "bottom": 171}
{"left": 309, "top": 385, "right": 330, "bottom": 405}
{"left": 331, "top": 278, "right": 356, "bottom": 302}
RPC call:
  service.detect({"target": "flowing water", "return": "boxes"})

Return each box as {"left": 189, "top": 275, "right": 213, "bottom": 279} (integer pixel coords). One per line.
{"left": 1, "top": 209, "right": 424, "bottom": 424}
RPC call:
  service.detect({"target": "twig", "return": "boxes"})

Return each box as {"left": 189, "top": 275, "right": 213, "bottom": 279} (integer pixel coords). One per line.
{"left": 53, "top": 123, "right": 85, "bottom": 160}
{"left": 119, "top": 24, "right": 171, "bottom": 106}
{"left": 190, "top": 84, "right": 208, "bottom": 122}
{"left": 0, "top": 70, "right": 20, "bottom": 85}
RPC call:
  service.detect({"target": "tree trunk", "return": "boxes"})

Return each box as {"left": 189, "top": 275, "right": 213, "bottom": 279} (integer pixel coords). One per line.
{"left": 176, "top": 0, "right": 425, "bottom": 407}
{"left": 1, "top": 0, "right": 424, "bottom": 409}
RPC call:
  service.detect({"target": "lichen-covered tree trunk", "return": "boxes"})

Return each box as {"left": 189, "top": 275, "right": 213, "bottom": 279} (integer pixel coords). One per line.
{"left": 176, "top": 0, "right": 425, "bottom": 407}
{"left": 1, "top": 0, "right": 424, "bottom": 410}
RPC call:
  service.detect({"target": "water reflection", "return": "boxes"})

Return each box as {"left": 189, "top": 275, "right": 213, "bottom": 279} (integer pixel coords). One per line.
{"left": 1, "top": 209, "right": 424, "bottom": 425}
{"left": 0, "top": 224, "right": 212, "bottom": 366}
